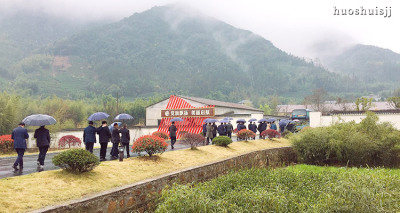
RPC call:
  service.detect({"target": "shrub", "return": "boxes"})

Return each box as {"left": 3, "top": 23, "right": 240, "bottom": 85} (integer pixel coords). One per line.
{"left": 181, "top": 133, "right": 205, "bottom": 149}
{"left": 132, "top": 135, "right": 168, "bottom": 157}
{"left": 58, "top": 135, "right": 82, "bottom": 148}
{"left": 152, "top": 131, "right": 169, "bottom": 140}
{"left": 236, "top": 129, "right": 256, "bottom": 141}
{"left": 281, "top": 130, "right": 293, "bottom": 139}
{"left": 291, "top": 112, "right": 400, "bottom": 167}
{"left": 261, "top": 129, "right": 281, "bottom": 140}
{"left": 0, "top": 135, "right": 14, "bottom": 153}
{"left": 156, "top": 165, "right": 400, "bottom": 213}
{"left": 52, "top": 149, "right": 99, "bottom": 173}
{"left": 212, "top": 136, "right": 232, "bottom": 147}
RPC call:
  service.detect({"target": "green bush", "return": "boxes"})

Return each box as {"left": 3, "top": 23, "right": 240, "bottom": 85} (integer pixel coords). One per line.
{"left": 291, "top": 112, "right": 400, "bottom": 167}
{"left": 212, "top": 136, "right": 232, "bottom": 147}
{"left": 52, "top": 149, "right": 100, "bottom": 173}
{"left": 156, "top": 165, "right": 400, "bottom": 213}
{"left": 281, "top": 130, "right": 293, "bottom": 139}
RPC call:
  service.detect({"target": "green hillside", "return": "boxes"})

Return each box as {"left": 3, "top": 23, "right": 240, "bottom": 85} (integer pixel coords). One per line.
{"left": 327, "top": 44, "right": 400, "bottom": 89}
{"left": 0, "top": 6, "right": 393, "bottom": 102}
{"left": 47, "top": 6, "right": 365, "bottom": 101}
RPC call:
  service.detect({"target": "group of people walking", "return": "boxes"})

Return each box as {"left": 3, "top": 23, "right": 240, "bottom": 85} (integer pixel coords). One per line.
{"left": 83, "top": 121, "right": 130, "bottom": 161}
{"left": 10, "top": 120, "right": 132, "bottom": 171}
{"left": 202, "top": 121, "right": 234, "bottom": 144}
{"left": 11, "top": 122, "right": 50, "bottom": 170}
{"left": 200, "top": 120, "right": 279, "bottom": 143}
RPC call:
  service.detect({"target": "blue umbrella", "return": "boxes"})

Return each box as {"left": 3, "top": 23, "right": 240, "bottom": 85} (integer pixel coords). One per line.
{"left": 204, "top": 118, "right": 210, "bottom": 123}
{"left": 207, "top": 119, "right": 218, "bottom": 123}
{"left": 22, "top": 114, "right": 57, "bottom": 126}
{"left": 171, "top": 118, "right": 184, "bottom": 122}
{"left": 258, "top": 118, "right": 268, "bottom": 123}
{"left": 236, "top": 119, "right": 246, "bottom": 123}
{"left": 108, "top": 122, "right": 122, "bottom": 131}
{"left": 219, "top": 119, "right": 229, "bottom": 123}
{"left": 88, "top": 112, "right": 109, "bottom": 121}
{"left": 279, "top": 119, "right": 290, "bottom": 126}
{"left": 114, "top": 113, "right": 134, "bottom": 120}
{"left": 248, "top": 118, "right": 257, "bottom": 122}
{"left": 266, "top": 118, "right": 276, "bottom": 122}
{"left": 224, "top": 117, "right": 234, "bottom": 120}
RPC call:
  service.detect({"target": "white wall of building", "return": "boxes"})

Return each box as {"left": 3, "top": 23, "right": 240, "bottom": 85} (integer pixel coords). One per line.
{"left": 310, "top": 112, "right": 400, "bottom": 130}
{"left": 146, "top": 99, "right": 170, "bottom": 126}
{"left": 145, "top": 97, "right": 263, "bottom": 128}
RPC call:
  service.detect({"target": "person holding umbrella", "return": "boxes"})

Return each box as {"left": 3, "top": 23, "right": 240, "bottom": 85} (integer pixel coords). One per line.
{"left": 258, "top": 121, "right": 267, "bottom": 139}
{"left": 225, "top": 121, "right": 234, "bottom": 138}
{"left": 202, "top": 122, "right": 207, "bottom": 137}
{"left": 212, "top": 122, "right": 217, "bottom": 138}
{"left": 34, "top": 125, "right": 50, "bottom": 169}
{"left": 83, "top": 121, "right": 97, "bottom": 153}
{"left": 206, "top": 122, "right": 214, "bottom": 145}
{"left": 11, "top": 122, "right": 29, "bottom": 170}
{"left": 168, "top": 121, "right": 177, "bottom": 149}
{"left": 248, "top": 122, "right": 257, "bottom": 140}
{"left": 120, "top": 124, "right": 130, "bottom": 158}
{"left": 97, "top": 121, "right": 111, "bottom": 161}
{"left": 110, "top": 123, "right": 121, "bottom": 160}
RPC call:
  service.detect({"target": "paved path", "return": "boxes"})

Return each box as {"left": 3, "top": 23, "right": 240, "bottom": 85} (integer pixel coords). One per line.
{"left": 0, "top": 136, "right": 243, "bottom": 179}
{"left": 0, "top": 141, "right": 192, "bottom": 179}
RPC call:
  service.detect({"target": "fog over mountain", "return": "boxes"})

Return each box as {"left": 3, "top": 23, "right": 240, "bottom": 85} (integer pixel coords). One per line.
{"left": 1, "top": 0, "right": 399, "bottom": 58}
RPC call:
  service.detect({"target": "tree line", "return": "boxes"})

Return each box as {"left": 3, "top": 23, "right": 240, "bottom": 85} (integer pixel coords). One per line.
{"left": 0, "top": 92, "right": 165, "bottom": 135}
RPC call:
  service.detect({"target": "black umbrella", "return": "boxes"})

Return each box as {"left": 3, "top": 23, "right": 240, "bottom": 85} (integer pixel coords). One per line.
{"left": 88, "top": 112, "right": 109, "bottom": 121}
{"left": 22, "top": 114, "right": 57, "bottom": 126}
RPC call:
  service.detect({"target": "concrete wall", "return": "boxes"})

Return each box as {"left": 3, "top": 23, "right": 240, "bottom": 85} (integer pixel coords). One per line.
{"left": 310, "top": 111, "right": 400, "bottom": 129}
{"left": 26, "top": 126, "right": 158, "bottom": 149}
{"left": 33, "top": 147, "right": 296, "bottom": 213}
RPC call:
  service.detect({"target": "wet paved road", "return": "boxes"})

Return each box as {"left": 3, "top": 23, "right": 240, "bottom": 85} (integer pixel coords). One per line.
{"left": 0, "top": 136, "right": 242, "bottom": 179}
{"left": 0, "top": 141, "right": 192, "bottom": 179}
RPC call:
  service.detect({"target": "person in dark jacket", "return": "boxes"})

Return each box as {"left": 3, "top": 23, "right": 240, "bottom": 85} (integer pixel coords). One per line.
{"left": 212, "top": 122, "right": 217, "bottom": 138}
{"left": 97, "top": 121, "right": 111, "bottom": 161}
{"left": 258, "top": 121, "right": 267, "bottom": 139}
{"left": 248, "top": 122, "right": 257, "bottom": 140}
{"left": 202, "top": 123, "right": 207, "bottom": 137}
{"left": 120, "top": 124, "right": 130, "bottom": 158}
{"left": 110, "top": 123, "right": 121, "bottom": 160}
{"left": 225, "top": 121, "right": 234, "bottom": 138}
{"left": 236, "top": 122, "right": 246, "bottom": 141}
{"left": 83, "top": 121, "right": 96, "bottom": 153}
{"left": 34, "top": 125, "right": 50, "bottom": 168}
{"left": 217, "top": 123, "right": 226, "bottom": 136}
{"left": 11, "top": 122, "right": 29, "bottom": 170}
{"left": 168, "top": 122, "right": 177, "bottom": 149}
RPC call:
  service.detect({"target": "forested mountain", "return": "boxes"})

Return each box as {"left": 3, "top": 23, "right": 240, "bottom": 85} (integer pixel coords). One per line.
{"left": 326, "top": 44, "right": 400, "bottom": 87}
{"left": 0, "top": 5, "right": 395, "bottom": 102}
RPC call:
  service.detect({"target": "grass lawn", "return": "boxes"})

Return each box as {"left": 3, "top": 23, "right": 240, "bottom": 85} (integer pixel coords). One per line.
{"left": 156, "top": 164, "right": 400, "bottom": 212}
{"left": 0, "top": 138, "right": 290, "bottom": 213}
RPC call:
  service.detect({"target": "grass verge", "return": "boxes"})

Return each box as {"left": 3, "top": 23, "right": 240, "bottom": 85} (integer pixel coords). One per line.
{"left": 156, "top": 165, "right": 400, "bottom": 212}
{"left": 0, "top": 138, "right": 289, "bottom": 213}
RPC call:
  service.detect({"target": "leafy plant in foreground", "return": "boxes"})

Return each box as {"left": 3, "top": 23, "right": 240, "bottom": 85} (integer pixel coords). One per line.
{"left": 212, "top": 136, "right": 232, "bottom": 147}
{"left": 52, "top": 149, "right": 99, "bottom": 173}
{"left": 132, "top": 135, "right": 168, "bottom": 157}
{"left": 181, "top": 133, "right": 205, "bottom": 150}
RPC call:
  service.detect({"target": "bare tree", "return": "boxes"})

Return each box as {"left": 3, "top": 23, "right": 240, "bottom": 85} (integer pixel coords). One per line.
{"left": 303, "top": 88, "right": 329, "bottom": 113}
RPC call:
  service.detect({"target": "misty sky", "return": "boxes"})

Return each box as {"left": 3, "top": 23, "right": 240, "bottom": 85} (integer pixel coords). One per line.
{"left": 1, "top": 0, "right": 399, "bottom": 58}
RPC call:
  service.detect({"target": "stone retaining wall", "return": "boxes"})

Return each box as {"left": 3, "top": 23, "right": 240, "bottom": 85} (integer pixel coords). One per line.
{"left": 34, "top": 146, "right": 296, "bottom": 213}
